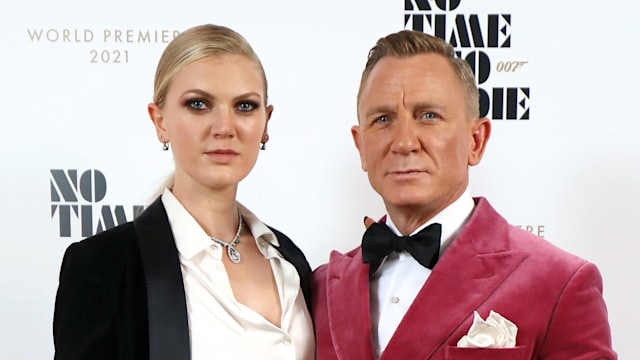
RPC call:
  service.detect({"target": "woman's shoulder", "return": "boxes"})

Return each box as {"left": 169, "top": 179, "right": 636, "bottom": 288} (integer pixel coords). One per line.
{"left": 63, "top": 222, "right": 140, "bottom": 269}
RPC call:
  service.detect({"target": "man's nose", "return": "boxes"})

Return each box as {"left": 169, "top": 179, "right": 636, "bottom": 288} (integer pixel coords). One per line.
{"left": 391, "top": 114, "right": 420, "bottom": 154}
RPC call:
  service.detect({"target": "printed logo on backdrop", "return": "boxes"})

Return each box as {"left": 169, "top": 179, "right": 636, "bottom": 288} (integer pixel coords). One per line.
{"left": 27, "top": 28, "right": 180, "bottom": 64}
{"left": 404, "top": 0, "right": 530, "bottom": 120}
{"left": 50, "top": 169, "right": 144, "bottom": 238}
{"left": 516, "top": 224, "right": 545, "bottom": 238}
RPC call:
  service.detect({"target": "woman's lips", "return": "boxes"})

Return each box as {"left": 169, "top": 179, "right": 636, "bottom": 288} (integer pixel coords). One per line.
{"left": 205, "top": 149, "right": 238, "bottom": 163}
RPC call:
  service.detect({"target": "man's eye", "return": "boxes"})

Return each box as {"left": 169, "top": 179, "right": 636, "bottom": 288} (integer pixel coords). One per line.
{"left": 375, "top": 115, "right": 389, "bottom": 124}
{"left": 237, "top": 101, "right": 257, "bottom": 112}
{"left": 421, "top": 112, "right": 436, "bottom": 120}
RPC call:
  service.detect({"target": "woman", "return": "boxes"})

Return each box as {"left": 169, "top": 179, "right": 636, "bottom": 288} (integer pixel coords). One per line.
{"left": 53, "top": 24, "right": 314, "bottom": 360}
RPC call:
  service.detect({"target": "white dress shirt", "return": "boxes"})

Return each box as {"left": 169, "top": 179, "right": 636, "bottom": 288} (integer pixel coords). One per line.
{"left": 370, "top": 190, "right": 475, "bottom": 358}
{"left": 161, "top": 189, "right": 314, "bottom": 360}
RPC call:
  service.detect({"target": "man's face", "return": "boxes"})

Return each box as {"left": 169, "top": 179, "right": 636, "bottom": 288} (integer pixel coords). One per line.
{"left": 352, "top": 53, "right": 489, "bottom": 217}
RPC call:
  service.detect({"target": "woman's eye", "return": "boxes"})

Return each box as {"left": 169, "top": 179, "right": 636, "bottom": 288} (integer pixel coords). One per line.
{"left": 237, "top": 101, "right": 257, "bottom": 112}
{"left": 188, "top": 99, "right": 207, "bottom": 110}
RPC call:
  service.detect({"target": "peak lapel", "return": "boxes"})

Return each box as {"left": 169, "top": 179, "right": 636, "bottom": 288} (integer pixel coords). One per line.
{"left": 134, "top": 198, "right": 190, "bottom": 360}
{"left": 381, "top": 198, "right": 526, "bottom": 359}
{"left": 326, "top": 249, "right": 376, "bottom": 360}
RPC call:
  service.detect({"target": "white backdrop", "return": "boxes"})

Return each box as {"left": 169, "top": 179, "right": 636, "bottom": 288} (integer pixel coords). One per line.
{"left": 1, "top": 0, "right": 638, "bottom": 358}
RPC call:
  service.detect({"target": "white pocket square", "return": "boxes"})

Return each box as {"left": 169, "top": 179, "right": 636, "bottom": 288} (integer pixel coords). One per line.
{"left": 457, "top": 310, "right": 518, "bottom": 348}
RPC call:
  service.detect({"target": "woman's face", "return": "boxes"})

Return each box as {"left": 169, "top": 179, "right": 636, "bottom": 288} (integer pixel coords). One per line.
{"left": 149, "top": 55, "right": 272, "bottom": 193}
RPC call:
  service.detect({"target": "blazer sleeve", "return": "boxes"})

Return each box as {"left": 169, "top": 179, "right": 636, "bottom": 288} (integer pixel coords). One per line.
{"left": 53, "top": 242, "right": 117, "bottom": 360}
{"left": 539, "top": 261, "right": 617, "bottom": 359}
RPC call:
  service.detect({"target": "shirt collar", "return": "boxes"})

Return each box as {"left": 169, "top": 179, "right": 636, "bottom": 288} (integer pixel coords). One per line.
{"left": 161, "top": 188, "right": 279, "bottom": 260}
{"left": 236, "top": 202, "right": 280, "bottom": 249}
{"left": 385, "top": 189, "right": 475, "bottom": 255}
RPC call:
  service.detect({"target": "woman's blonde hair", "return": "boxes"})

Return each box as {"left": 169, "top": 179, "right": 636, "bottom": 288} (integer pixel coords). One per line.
{"left": 154, "top": 24, "right": 268, "bottom": 108}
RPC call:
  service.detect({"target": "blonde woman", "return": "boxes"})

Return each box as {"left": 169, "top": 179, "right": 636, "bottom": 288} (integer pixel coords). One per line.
{"left": 53, "top": 24, "right": 314, "bottom": 360}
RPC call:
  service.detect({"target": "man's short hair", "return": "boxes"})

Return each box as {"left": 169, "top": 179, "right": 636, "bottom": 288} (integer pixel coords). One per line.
{"left": 358, "top": 30, "right": 480, "bottom": 119}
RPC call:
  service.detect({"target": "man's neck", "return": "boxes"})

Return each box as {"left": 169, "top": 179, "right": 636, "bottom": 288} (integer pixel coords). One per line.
{"left": 385, "top": 190, "right": 471, "bottom": 236}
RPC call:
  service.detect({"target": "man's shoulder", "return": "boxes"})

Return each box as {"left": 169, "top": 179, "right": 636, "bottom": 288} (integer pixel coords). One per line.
{"left": 507, "top": 224, "right": 588, "bottom": 269}
{"left": 471, "top": 197, "right": 589, "bottom": 269}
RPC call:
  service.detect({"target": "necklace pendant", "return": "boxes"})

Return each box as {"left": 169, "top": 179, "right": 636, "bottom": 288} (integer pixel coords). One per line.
{"left": 227, "top": 245, "right": 241, "bottom": 264}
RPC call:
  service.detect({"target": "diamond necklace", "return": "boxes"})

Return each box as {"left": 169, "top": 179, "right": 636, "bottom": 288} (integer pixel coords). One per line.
{"left": 210, "top": 211, "right": 243, "bottom": 264}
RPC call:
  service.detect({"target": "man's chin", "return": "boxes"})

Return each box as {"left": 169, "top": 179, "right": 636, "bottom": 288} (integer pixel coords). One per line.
{"left": 382, "top": 196, "right": 435, "bottom": 211}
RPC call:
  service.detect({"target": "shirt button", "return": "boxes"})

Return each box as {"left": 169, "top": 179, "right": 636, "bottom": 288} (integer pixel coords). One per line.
{"left": 391, "top": 296, "right": 400, "bottom": 304}
{"left": 283, "top": 337, "right": 292, "bottom": 346}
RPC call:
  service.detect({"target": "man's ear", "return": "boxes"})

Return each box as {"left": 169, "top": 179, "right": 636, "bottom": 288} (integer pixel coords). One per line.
{"left": 148, "top": 103, "right": 168, "bottom": 142}
{"left": 351, "top": 125, "right": 367, "bottom": 172}
{"left": 468, "top": 117, "right": 491, "bottom": 166}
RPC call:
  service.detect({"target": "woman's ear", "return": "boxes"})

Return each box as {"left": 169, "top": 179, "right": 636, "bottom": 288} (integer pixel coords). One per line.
{"left": 148, "top": 103, "right": 168, "bottom": 142}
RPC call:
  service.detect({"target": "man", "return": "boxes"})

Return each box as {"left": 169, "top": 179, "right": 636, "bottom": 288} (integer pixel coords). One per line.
{"left": 311, "top": 30, "right": 616, "bottom": 359}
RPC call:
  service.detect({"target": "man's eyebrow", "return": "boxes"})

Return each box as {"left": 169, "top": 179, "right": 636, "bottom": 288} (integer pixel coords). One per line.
{"left": 363, "top": 103, "right": 396, "bottom": 117}
{"left": 410, "top": 101, "right": 447, "bottom": 112}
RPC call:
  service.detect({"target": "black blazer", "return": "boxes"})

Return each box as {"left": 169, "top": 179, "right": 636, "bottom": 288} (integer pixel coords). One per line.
{"left": 53, "top": 198, "right": 312, "bottom": 360}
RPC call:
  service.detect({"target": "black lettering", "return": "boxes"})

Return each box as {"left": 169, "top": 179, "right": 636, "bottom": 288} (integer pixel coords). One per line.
{"left": 434, "top": 14, "right": 446, "bottom": 39}
{"left": 51, "top": 204, "right": 78, "bottom": 237}
{"left": 450, "top": 15, "right": 484, "bottom": 48}
{"left": 479, "top": 88, "right": 490, "bottom": 118}
{"left": 492, "top": 88, "right": 504, "bottom": 119}
{"left": 81, "top": 205, "right": 93, "bottom": 237}
{"left": 405, "top": 0, "right": 432, "bottom": 11}
{"left": 50, "top": 169, "right": 78, "bottom": 202}
{"left": 405, "top": 14, "right": 430, "bottom": 32}
{"left": 463, "top": 50, "right": 490, "bottom": 84}
{"left": 435, "top": 0, "right": 461, "bottom": 11}
{"left": 519, "top": 88, "right": 530, "bottom": 120}
{"left": 79, "top": 169, "right": 107, "bottom": 202}
{"left": 480, "top": 87, "right": 531, "bottom": 120}
{"left": 95, "top": 205, "right": 129, "bottom": 234}
{"left": 506, "top": 88, "right": 518, "bottom": 119}
{"left": 488, "top": 14, "right": 512, "bottom": 48}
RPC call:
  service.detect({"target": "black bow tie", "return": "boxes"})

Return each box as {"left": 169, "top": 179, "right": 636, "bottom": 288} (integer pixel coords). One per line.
{"left": 361, "top": 222, "right": 442, "bottom": 269}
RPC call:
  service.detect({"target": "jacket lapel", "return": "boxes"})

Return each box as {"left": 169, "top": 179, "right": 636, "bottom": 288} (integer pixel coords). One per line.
{"left": 381, "top": 198, "right": 526, "bottom": 359}
{"left": 326, "top": 249, "right": 376, "bottom": 360}
{"left": 268, "top": 225, "right": 313, "bottom": 311}
{"left": 134, "top": 198, "right": 190, "bottom": 360}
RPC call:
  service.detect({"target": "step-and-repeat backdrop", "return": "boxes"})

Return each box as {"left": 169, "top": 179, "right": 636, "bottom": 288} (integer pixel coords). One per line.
{"left": 2, "top": 0, "right": 638, "bottom": 358}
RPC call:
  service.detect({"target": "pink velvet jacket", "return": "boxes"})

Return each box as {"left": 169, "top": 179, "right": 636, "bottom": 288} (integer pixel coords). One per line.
{"left": 311, "top": 198, "right": 616, "bottom": 360}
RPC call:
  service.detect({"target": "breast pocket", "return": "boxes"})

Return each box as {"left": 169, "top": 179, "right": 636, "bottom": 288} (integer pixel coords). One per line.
{"left": 444, "top": 346, "right": 528, "bottom": 359}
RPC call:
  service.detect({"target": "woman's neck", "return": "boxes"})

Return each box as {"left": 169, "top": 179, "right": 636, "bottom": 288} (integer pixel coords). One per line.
{"left": 171, "top": 181, "right": 240, "bottom": 241}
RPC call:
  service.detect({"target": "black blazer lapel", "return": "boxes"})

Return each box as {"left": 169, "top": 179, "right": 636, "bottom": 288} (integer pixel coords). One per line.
{"left": 134, "top": 198, "right": 190, "bottom": 360}
{"left": 268, "top": 226, "right": 312, "bottom": 311}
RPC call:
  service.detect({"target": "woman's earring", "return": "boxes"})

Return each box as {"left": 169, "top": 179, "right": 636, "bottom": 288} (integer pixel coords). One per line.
{"left": 160, "top": 137, "right": 169, "bottom": 151}
{"left": 260, "top": 134, "right": 268, "bottom": 150}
